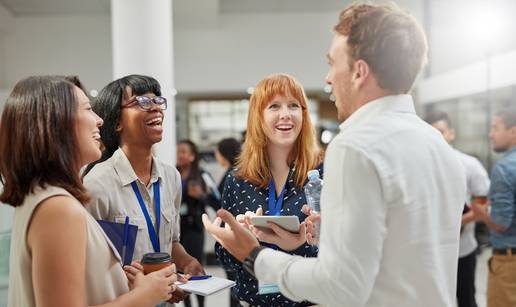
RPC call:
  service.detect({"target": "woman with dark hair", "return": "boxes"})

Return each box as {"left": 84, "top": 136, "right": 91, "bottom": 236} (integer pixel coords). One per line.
{"left": 0, "top": 76, "right": 175, "bottom": 306}
{"left": 214, "top": 137, "right": 242, "bottom": 307}
{"left": 215, "top": 138, "right": 242, "bottom": 195}
{"left": 176, "top": 139, "right": 219, "bottom": 307}
{"left": 83, "top": 75, "right": 204, "bottom": 305}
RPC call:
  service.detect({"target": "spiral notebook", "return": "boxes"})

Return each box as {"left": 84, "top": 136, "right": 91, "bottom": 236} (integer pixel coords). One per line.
{"left": 177, "top": 276, "right": 236, "bottom": 296}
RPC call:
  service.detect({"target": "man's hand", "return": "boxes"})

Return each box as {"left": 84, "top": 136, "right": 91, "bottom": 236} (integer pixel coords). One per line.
{"left": 202, "top": 209, "right": 260, "bottom": 262}
{"left": 181, "top": 257, "right": 205, "bottom": 276}
{"left": 302, "top": 205, "right": 321, "bottom": 245}
{"left": 251, "top": 222, "right": 307, "bottom": 251}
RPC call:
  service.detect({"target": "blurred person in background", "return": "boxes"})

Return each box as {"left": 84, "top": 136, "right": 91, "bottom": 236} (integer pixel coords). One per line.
{"left": 472, "top": 107, "right": 516, "bottom": 307}
{"left": 425, "top": 111, "right": 490, "bottom": 307}
{"left": 176, "top": 139, "right": 220, "bottom": 307}
{"left": 214, "top": 137, "right": 242, "bottom": 307}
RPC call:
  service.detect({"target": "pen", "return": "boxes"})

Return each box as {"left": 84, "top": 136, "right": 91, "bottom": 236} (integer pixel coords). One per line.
{"left": 188, "top": 275, "right": 212, "bottom": 280}
{"left": 122, "top": 216, "right": 129, "bottom": 265}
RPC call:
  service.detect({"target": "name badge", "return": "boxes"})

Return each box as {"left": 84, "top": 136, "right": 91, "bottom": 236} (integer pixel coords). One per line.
{"left": 258, "top": 279, "right": 280, "bottom": 294}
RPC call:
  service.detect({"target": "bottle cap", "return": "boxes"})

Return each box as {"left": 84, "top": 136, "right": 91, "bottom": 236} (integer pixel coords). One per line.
{"left": 307, "top": 169, "right": 320, "bottom": 181}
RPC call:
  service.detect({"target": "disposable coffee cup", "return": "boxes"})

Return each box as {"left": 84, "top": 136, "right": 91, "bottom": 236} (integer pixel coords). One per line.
{"left": 141, "top": 252, "right": 172, "bottom": 275}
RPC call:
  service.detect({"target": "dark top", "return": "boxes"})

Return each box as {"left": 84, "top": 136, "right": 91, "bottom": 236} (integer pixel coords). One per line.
{"left": 180, "top": 169, "right": 220, "bottom": 233}
{"left": 215, "top": 164, "right": 323, "bottom": 307}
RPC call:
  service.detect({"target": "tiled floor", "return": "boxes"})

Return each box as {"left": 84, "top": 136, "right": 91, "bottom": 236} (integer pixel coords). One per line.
{"left": 181, "top": 247, "right": 492, "bottom": 307}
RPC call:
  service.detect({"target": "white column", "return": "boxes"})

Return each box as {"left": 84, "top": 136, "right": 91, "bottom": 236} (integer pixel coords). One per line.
{"left": 111, "top": 0, "right": 176, "bottom": 166}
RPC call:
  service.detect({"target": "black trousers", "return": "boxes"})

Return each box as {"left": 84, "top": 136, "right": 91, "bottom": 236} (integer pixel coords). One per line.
{"left": 457, "top": 250, "right": 478, "bottom": 307}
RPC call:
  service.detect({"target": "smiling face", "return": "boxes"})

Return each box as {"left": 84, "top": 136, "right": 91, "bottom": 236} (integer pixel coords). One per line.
{"left": 262, "top": 94, "right": 303, "bottom": 151}
{"left": 118, "top": 89, "right": 164, "bottom": 148}
{"left": 74, "top": 86, "right": 104, "bottom": 166}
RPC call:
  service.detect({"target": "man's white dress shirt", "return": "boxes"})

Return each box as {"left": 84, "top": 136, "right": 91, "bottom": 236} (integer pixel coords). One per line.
{"left": 255, "top": 95, "right": 466, "bottom": 307}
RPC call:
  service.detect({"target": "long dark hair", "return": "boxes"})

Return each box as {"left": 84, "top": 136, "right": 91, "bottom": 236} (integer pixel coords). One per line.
{"left": 82, "top": 74, "right": 161, "bottom": 175}
{"left": 217, "top": 138, "right": 241, "bottom": 167}
{"left": 0, "top": 76, "right": 89, "bottom": 206}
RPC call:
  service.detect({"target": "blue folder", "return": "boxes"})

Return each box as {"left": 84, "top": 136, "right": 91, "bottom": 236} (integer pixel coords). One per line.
{"left": 97, "top": 219, "right": 138, "bottom": 265}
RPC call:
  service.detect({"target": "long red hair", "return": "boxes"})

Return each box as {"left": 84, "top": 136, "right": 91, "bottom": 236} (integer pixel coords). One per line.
{"left": 236, "top": 73, "right": 322, "bottom": 188}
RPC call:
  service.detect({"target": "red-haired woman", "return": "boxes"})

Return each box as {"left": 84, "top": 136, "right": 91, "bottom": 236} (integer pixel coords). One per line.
{"left": 215, "top": 73, "right": 323, "bottom": 306}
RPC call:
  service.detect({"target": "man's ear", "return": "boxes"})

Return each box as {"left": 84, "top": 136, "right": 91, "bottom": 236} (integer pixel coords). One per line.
{"left": 353, "top": 59, "right": 370, "bottom": 88}
{"left": 115, "top": 122, "right": 122, "bottom": 133}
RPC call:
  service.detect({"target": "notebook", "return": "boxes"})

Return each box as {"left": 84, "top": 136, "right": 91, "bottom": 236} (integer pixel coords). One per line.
{"left": 97, "top": 219, "right": 138, "bottom": 265}
{"left": 177, "top": 276, "right": 236, "bottom": 296}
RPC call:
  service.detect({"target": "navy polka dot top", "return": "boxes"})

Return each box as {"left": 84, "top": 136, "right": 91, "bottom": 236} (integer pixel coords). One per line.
{"left": 215, "top": 164, "right": 323, "bottom": 306}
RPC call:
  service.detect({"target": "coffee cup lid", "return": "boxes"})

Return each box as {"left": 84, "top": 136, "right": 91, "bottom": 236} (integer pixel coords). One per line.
{"left": 141, "top": 252, "right": 171, "bottom": 264}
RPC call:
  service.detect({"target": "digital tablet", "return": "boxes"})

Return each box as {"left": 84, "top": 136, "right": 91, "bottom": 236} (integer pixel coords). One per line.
{"left": 250, "top": 215, "right": 300, "bottom": 232}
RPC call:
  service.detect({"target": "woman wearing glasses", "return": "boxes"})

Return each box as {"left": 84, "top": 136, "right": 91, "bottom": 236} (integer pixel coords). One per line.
{"left": 83, "top": 74, "right": 204, "bottom": 304}
{"left": 1, "top": 76, "right": 176, "bottom": 306}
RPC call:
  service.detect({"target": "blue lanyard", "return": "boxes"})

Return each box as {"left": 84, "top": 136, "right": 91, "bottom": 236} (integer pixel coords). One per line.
{"left": 130, "top": 181, "right": 161, "bottom": 252}
{"left": 268, "top": 179, "right": 286, "bottom": 216}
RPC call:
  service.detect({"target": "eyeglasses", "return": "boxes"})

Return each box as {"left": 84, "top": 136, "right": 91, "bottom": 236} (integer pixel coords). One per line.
{"left": 124, "top": 95, "right": 168, "bottom": 111}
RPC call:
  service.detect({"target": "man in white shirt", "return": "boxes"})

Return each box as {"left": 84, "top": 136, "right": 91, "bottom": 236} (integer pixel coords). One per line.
{"left": 426, "top": 111, "right": 490, "bottom": 307}
{"left": 203, "top": 3, "right": 466, "bottom": 306}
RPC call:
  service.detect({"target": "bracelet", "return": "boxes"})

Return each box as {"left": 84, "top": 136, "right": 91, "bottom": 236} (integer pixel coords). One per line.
{"left": 242, "top": 246, "right": 266, "bottom": 278}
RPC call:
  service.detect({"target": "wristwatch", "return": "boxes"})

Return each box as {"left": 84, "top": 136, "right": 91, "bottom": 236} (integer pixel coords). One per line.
{"left": 243, "top": 245, "right": 266, "bottom": 278}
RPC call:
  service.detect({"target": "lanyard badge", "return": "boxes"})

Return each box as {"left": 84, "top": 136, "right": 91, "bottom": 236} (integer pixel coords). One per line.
{"left": 131, "top": 181, "right": 161, "bottom": 252}
{"left": 267, "top": 179, "right": 286, "bottom": 216}
{"left": 258, "top": 179, "right": 286, "bottom": 295}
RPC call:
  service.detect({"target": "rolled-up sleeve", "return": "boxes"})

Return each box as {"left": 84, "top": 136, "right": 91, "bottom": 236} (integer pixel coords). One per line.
{"left": 489, "top": 164, "right": 515, "bottom": 228}
{"left": 255, "top": 145, "right": 386, "bottom": 306}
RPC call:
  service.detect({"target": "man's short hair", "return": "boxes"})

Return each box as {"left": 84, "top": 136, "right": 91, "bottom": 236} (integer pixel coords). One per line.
{"left": 334, "top": 3, "right": 428, "bottom": 94}
{"left": 496, "top": 106, "right": 516, "bottom": 129}
{"left": 424, "top": 111, "right": 453, "bottom": 128}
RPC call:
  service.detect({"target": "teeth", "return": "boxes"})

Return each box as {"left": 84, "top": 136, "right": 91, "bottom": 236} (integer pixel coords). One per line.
{"left": 276, "top": 125, "right": 293, "bottom": 129}
{"left": 146, "top": 117, "right": 162, "bottom": 125}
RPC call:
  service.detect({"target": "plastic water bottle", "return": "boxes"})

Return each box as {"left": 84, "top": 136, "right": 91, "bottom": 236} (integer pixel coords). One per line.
{"left": 304, "top": 169, "right": 323, "bottom": 241}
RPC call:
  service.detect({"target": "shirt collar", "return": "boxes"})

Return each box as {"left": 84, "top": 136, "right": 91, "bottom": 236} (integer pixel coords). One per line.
{"left": 505, "top": 146, "right": 516, "bottom": 157}
{"left": 339, "top": 94, "right": 415, "bottom": 132}
{"left": 112, "top": 148, "right": 162, "bottom": 187}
